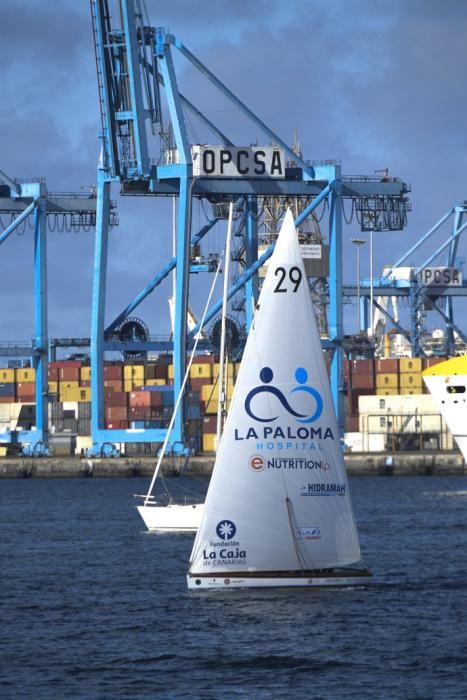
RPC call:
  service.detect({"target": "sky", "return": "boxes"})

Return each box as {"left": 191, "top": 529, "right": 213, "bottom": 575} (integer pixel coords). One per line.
{"left": 1, "top": 0, "right": 467, "bottom": 345}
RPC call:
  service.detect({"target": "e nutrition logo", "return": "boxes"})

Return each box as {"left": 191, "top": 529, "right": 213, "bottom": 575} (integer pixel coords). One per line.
{"left": 249, "top": 455, "right": 265, "bottom": 472}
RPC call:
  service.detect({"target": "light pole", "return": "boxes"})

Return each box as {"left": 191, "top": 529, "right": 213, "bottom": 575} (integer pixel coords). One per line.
{"left": 351, "top": 238, "right": 366, "bottom": 332}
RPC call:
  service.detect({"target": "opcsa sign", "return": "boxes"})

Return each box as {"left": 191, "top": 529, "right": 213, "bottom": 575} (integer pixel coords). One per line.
{"left": 192, "top": 146, "right": 285, "bottom": 178}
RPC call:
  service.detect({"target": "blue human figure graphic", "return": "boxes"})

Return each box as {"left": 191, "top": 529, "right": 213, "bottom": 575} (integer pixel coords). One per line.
{"left": 290, "top": 367, "right": 323, "bottom": 423}
{"left": 245, "top": 366, "right": 308, "bottom": 422}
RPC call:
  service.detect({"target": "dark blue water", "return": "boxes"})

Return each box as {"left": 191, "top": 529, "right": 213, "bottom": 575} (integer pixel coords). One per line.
{"left": 1, "top": 475, "right": 467, "bottom": 699}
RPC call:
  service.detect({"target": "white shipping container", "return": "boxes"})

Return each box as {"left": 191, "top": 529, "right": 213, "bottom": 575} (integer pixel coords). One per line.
{"left": 359, "top": 393, "right": 440, "bottom": 415}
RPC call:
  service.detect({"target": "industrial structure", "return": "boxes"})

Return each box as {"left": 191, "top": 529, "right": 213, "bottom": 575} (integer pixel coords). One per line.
{"left": 1, "top": 1, "right": 467, "bottom": 458}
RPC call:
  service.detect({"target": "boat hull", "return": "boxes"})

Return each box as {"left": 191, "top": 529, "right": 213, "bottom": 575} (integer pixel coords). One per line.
{"left": 137, "top": 503, "right": 204, "bottom": 533}
{"left": 187, "top": 568, "right": 372, "bottom": 590}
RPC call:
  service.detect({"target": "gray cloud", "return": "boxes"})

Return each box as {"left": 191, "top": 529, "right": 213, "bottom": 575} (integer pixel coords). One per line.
{"left": 1, "top": 0, "right": 466, "bottom": 342}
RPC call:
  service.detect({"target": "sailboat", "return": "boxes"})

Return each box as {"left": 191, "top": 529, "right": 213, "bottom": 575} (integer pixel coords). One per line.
{"left": 136, "top": 204, "right": 235, "bottom": 533}
{"left": 187, "top": 209, "right": 371, "bottom": 589}
{"left": 422, "top": 355, "right": 467, "bottom": 462}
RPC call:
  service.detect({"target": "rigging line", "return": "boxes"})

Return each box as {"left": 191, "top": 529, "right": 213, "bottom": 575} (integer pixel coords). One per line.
{"left": 142, "top": 249, "right": 225, "bottom": 506}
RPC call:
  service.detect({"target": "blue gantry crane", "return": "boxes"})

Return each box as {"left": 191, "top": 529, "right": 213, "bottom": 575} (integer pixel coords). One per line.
{"left": 88, "top": 0, "right": 410, "bottom": 455}
{"left": 0, "top": 169, "right": 116, "bottom": 454}
{"left": 343, "top": 201, "right": 467, "bottom": 358}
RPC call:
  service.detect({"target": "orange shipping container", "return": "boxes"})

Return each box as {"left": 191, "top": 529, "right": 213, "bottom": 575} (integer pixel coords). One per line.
{"left": 350, "top": 373, "right": 375, "bottom": 390}
{"left": 59, "top": 367, "right": 80, "bottom": 382}
{"left": 17, "top": 382, "right": 36, "bottom": 398}
{"left": 375, "top": 358, "right": 399, "bottom": 374}
{"left": 48, "top": 367, "right": 59, "bottom": 381}
{"left": 104, "top": 379, "right": 123, "bottom": 393}
{"left": 105, "top": 406, "right": 128, "bottom": 421}
{"left": 104, "top": 364, "right": 123, "bottom": 380}
{"left": 106, "top": 391, "right": 128, "bottom": 408}
{"left": 350, "top": 359, "right": 374, "bottom": 375}
{"left": 129, "top": 390, "right": 162, "bottom": 408}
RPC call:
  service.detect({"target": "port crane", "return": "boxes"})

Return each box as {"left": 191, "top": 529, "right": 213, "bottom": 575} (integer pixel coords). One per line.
{"left": 88, "top": 0, "right": 410, "bottom": 454}
{"left": 0, "top": 169, "right": 116, "bottom": 454}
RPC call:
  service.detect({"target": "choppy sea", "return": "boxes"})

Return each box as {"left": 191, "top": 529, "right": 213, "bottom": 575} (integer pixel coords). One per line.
{"left": 1, "top": 474, "right": 467, "bottom": 699}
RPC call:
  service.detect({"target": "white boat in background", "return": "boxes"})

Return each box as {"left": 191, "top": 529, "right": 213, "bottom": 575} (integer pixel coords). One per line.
{"left": 422, "top": 355, "right": 467, "bottom": 462}
{"left": 137, "top": 499, "right": 205, "bottom": 534}
{"left": 136, "top": 204, "right": 234, "bottom": 534}
{"left": 187, "top": 209, "right": 371, "bottom": 590}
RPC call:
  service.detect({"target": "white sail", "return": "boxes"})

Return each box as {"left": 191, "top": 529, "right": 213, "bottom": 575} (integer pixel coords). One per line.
{"left": 188, "top": 210, "right": 362, "bottom": 580}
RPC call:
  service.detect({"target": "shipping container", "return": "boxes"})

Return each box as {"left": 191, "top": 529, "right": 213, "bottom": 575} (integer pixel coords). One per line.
{"left": 212, "top": 363, "right": 234, "bottom": 378}
{"left": 350, "top": 373, "right": 375, "bottom": 390}
{"left": 16, "top": 368, "right": 36, "bottom": 382}
{"left": 202, "top": 415, "right": 218, "bottom": 433}
{"left": 59, "top": 382, "right": 79, "bottom": 402}
{"left": 48, "top": 367, "right": 59, "bottom": 381}
{"left": 194, "top": 354, "right": 215, "bottom": 365}
{"left": 422, "top": 356, "right": 447, "bottom": 369}
{"left": 189, "top": 363, "right": 212, "bottom": 379}
{"left": 0, "top": 382, "right": 16, "bottom": 397}
{"left": 80, "top": 366, "right": 91, "bottom": 381}
{"left": 16, "top": 382, "right": 35, "bottom": 399}
{"left": 123, "top": 379, "right": 138, "bottom": 392}
{"left": 203, "top": 397, "right": 231, "bottom": 414}
{"left": 59, "top": 367, "right": 80, "bottom": 382}
{"left": 375, "top": 358, "right": 399, "bottom": 374}
{"left": 399, "top": 357, "right": 422, "bottom": 373}
{"left": 106, "top": 391, "right": 128, "bottom": 408}
{"left": 105, "top": 406, "right": 128, "bottom": 421}
{"left": 399, "top": 373, "right": 423, "bottom": 389}
{"left": 78, "top": 402, "right": 92, "bottom": 419}
{"left": 200, "top": 382, "right": 234, "bottom": 402}
{"left": 202, "top": 433, "right": 217, "bottom": 453}
{"left": 104, "top": 364, "right": 123, "bottom": 380}
{"left": 345, "top": 415, "right": 359, "bottom": 432}
{"left": 375, "top": 388, "right": 399, "bottom": 396}
{"left": 375, "top": 373, "right": 399, "bottom": 389}
{"left": 0, "top": 369, "right": 15, "bottom": 383}
{"left": 129, "top": 390, "right": 163, "bottom": 408}
{"left": 104, "top": 379, "right": 123, "bottom": 392}
{"left": 350, "top": 359, "right": 374, "bottom": 375}
{"left": 123, "top": 364, "right": 144, "bottom": 381}
{"left": 359, "top": 393, "right": 439, "bottom": 415}
{"left": 190, "top": 377, "right": 211, "bottom": 392}
{"left": 106, "top": 420, "right": 129, "bottom": 430}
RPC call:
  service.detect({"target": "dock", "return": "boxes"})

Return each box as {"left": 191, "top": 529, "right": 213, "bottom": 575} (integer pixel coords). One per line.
{"left": 0, "top": 452, "right": 465, "bottom": 479}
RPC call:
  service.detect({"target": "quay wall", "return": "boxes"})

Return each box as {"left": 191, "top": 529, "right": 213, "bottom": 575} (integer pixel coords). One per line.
{"left": 0, "top": 452, "right": 465, "bottom": 479}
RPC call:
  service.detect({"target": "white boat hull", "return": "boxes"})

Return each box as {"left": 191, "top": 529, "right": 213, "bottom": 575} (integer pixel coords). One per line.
{"left": 422, "top": 362, "right": 467, "bottom": 462}
{"left": 137, "top": 502, "right": 204, "bottom": 533}
{"left": 187, "top": 569, "right": 372, "bottom": 590}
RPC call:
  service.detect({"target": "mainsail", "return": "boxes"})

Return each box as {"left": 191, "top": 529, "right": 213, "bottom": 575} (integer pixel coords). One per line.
{"left": 189, "top": 210, "right": 362, "bottom": 578}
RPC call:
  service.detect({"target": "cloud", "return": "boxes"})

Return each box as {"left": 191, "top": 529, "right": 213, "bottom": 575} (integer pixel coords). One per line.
{"left": 1, "top": 0, "right": 466, "bottom": 343}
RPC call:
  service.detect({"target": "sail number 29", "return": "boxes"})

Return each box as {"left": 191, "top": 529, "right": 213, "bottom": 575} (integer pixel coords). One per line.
{"left": 273, "top": 266, "right": 302, "bottom": 293}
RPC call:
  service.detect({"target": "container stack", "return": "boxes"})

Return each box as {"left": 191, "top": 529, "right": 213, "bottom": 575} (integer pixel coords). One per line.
{"left": 0, "top": 354, "right": 453, "bottom": 456}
